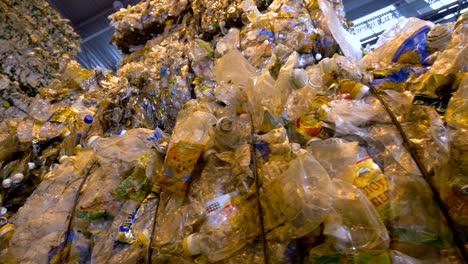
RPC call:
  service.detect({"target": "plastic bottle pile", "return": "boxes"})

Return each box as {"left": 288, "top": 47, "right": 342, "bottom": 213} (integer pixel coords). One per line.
{"left": 0, "top": 0, "right": 80, "bottom": 95}
{"left": 0, "top": 0, "right": 467, "bottom": 263}
{"left": 103, "top": 28, "right": 196, "bottom": 133}
{"left": 0, "top": 61, "right": 119, "bottom": 260}
{"left": 109, "top": 0, "right": 275, "bottom": 52}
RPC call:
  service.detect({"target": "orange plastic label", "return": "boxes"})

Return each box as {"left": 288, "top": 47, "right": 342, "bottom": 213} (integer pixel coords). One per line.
{"left": 159, "top": 141, "right": 203, "bottom": 196}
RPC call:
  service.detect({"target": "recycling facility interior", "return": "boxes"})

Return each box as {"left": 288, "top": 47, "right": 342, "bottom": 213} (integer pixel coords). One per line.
{"left": 0, "top": 0, "right": 467, "bottom": 263}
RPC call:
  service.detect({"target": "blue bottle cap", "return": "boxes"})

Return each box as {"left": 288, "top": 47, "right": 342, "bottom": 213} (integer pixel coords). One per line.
{"left": 255, "top": 141, "right": 271, "bottom": 161}
{"left": 84, "top": 115, "right": 93, "bottom": 124}
{"left": 49, "top": 136, "right": 62, "bottom": 143}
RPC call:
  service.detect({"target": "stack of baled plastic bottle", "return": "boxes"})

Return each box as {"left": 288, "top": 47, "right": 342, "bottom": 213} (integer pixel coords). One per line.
{"left": 0, "top": 0, "right": 80, "bottom": 96}
{"left": 0, "top": 0, "right": 467, "bottom": 263}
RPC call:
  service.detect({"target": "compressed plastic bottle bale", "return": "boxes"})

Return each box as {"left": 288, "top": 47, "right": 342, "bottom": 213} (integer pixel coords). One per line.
{"left": 370, "top": 63, "right": 466, "bottom": 255}
{"left": 191, "top": 0, "right": 272, "bottom": 35}
{"left": 60, "top": 128, "right": 163, "bottom": 263}
{"left": 151, "top": 194, "right": 201, "bottom": 263}
{"left": 191, "top": 0, "right": 244, "bottom": 35}
{"left": 109, "top": 0, "right": 191, "bottom": 52}
{"left": 361, "top": 18, "right": 435, "bottom": 70}
{"left": 240, "top": 0, "right": 350, "bottom": 68}
{"left": 109, "top": 0, "right": 272, "bottom": 51}
{"left": 106, "top": 30, "right": 195, "bottom": 132}
{"left": 368, "top": 125, "right": 462, "bottom": 261}
{"left": 0, "top": 150, "right": 94, "bottom": 264}
{"left": 0, "top": 0, "right": 80, "bottom": 94}
{"left": 91, "top": 191, "right": 159, "bottom": 263}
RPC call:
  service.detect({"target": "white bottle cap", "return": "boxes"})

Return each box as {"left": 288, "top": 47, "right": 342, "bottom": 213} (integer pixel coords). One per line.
{"left": 315, "top": 53, "right": 323, "bottom": 61}
{"left": 0, "top": 207, "right": 6, "bottom": 216}
{"left": 354, "top": 85, "right": 370, "bottom": 100}
{"left": 12, "top": 173, "right": 24, "bottom": 183}
{"left": 28, "top": 162, "right": 36, "bottom": 170}
{"left": 87, "top": 135, "right": 101, "bottom": 148}
{"left": 2, "top": 179, "right": 12, "bottom": 188}
{"left": 59, "top": 155, "right": 69, "bottom": 164}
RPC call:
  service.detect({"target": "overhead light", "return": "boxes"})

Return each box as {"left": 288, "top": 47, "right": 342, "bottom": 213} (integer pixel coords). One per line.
{"left": 353, "top": 5, "right": 397, "bottom": 25}
{"left": 113, "top": 1, "right": 124, "bottom": 10}
{"left": 444, "top": 13, "right": 455, "bottom": 19}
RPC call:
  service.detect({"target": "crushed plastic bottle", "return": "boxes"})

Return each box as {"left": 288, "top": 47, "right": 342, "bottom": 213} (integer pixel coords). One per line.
{"left": 324, "top": 179, "right": 390, "bottom": 252}
{"left": 263, "top": 149, "right": 333, "bottom": 241}
{"left": 159, "top": 110, "right": 216, "bottom": 196}
{"left": 430, "top": 12, "right": 467, "bottom": 74}
{"left": 183, "top": 195, "right": 262, "bottom": 262}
